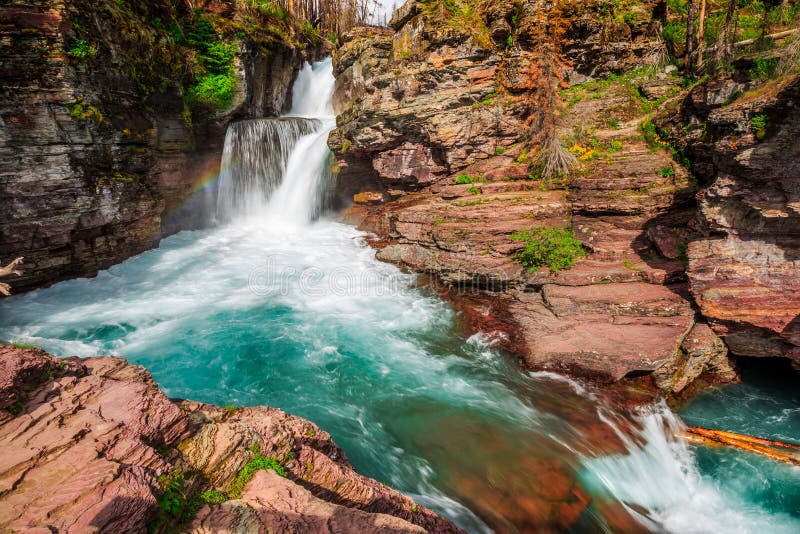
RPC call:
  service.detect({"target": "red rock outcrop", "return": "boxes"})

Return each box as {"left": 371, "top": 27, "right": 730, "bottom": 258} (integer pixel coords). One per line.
{"left": 660, "top": 72, "right": 800, "bottom": 367}
{"left": 0, "top": 345, "right": 460, "bottom": 533}
{"left": 330, "top": 1, "right": 735, "bottom": 393}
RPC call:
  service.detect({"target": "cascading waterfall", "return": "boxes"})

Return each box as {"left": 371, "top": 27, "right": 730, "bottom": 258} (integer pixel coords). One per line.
{"left": 215, "top": 118, "right": 321, "bottom": 219}
{"left": 0, "top": 57, "right": 797, "bottom": 533}
{"left": 215, "top": 58, "right": 336, "bottom": 223}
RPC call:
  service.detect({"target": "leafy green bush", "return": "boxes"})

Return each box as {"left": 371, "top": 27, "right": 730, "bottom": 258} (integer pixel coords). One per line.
{"left": 511, "top": 227, "right": 586, "bottom": 273}
{"left": 67, "top": 38, "right": 96, "bottom": 59}
{"left": 751, "top": 113, "right": 769, "bottom": 139}
{"left": 456, "top": 174, "right": 475, "bottom": 184}
{"left": 202, "top": 41, "right": 237, "bottom": 75}
{"left": 748, "top": 57, "right": 778, "bottom": 81}
{"left": 188, "top": 71, "right": 237, "bottom": 109}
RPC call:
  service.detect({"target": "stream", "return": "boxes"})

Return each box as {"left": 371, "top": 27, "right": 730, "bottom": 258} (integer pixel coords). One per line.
{"left": 0, "top": 59, "right": 797, "bottom": 533}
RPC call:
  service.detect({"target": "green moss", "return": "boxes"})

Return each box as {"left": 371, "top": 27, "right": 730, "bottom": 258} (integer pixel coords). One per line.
{"left": 66, "top": 38, "right": 96, "bottom": 59}
{"left": 622, "top": 258, "right": 644, "bottom": 272}
{"left": 11, "top": 342, "right": 37, "bottom": 350}
{"left": 511, "top": 227, "right": 586, "bottom": 273}
{"left": 228, "top": 443, "right": 287, "bottom": 499}
{"left": 199, "top": 489, "right": 227, "bottom": 505}
{"left": 677, "top": 242, "right": 689, "bottom": 267}
{"left": 69, "top": 100, "right": 105, "bottom": 125}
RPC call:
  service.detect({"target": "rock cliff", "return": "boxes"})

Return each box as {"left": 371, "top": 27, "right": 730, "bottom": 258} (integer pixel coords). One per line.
{"left": 0, "top": 0, "right": 317, "bottom": 292}
{"left": 0, "top": 344, "right": 460, "bottom": 533}
{"left": 659, "top": 70, "right": 800, "bottom": 368}
{"left": 329, "top": 0, "right": 743, "bottom": 393}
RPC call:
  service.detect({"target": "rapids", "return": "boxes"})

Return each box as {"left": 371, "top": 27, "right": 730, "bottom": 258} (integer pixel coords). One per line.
{"left": 0, "top": 58, "right": 797, "bottom": 533}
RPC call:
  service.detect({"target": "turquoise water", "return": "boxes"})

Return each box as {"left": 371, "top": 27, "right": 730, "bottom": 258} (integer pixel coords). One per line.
{"left": 680, "top": 361, "right": 800, "bottom": 524}
{"left": 1, "top": 219, "right": 798, "bottom": 533}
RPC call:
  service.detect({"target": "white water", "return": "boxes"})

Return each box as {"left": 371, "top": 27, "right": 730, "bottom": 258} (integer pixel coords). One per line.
{"left": 1, "top": 58, "right": 798, "bottom": 533}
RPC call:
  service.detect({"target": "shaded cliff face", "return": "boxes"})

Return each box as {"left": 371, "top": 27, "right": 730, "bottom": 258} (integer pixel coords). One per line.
{"left": 329, "top": 0, "right": 738, "bottom": 394}
{"left": 659, "top": 73, "right": 800, "bottom": 368}
{"left": 0, "top": 345, "right": 459, "bottom": 533}
{"left": 0, "top": 0, "right": 313, "bottom": 292}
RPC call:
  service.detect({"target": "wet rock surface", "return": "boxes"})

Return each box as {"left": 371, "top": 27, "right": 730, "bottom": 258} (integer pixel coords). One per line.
{"left": 0, "top": 345, "right": 459, "bottom": 533}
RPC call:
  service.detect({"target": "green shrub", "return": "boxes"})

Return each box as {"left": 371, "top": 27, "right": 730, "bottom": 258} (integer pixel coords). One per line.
{"left": 660, "top": 166, "right": 676, "bottom": 178}
{"left": 188, "top": 71, "right": 237, "bottom": 109}
{"left": 511, "top": 227, "right": 586, "bottom": 273}
{"left": 67, "top": 38, "right": 95, "bottom": 59}
{"left": 456, "top": 174, "right": 474, "bottom": 184}
{"left": 186, "top": 16, "right": 217, "bottom": 51}
{"left": 156, "top": 470, "right": 196, "bottom": 522}
{"left": 467, "top": 185, "right": 480, "bottom": 195}
{"left": 748, "top": 57, "right": 778, "bottom": 81}
{"left": 152, "top": 470, "right": 230, "bottom": 531}
{"left": 751, "top": 113, "right": 769, "bottom": 133}
{"left": 202, "top": 41, "right": 237, "bottom": 75}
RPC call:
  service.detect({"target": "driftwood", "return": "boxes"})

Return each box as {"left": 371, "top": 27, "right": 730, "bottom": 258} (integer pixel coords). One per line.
{"left": 705, "top": 27, "right": 800, "bottom": 54}
{"left": 683, "top": 425, "right": 800, "bottom": 467}
{"left": 0, "top": 257, "right": 24, "bottom": 296}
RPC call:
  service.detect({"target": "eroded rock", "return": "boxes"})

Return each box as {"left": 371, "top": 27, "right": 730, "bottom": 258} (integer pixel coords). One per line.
{"left": 0, "top": 346, "right": 461, "bottom": 533}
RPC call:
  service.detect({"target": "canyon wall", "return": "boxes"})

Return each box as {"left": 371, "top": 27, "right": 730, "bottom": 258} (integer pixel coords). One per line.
{"left": 0, "top": 0, "right": 314, "bottom": 291}
{"left": 659, "top": 71, "right": 800, "bottom": 367}
{"left": 328, "top": 0, "right": 800, "bottom": 392}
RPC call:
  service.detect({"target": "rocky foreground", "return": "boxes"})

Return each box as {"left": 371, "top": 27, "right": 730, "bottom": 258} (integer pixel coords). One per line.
{"left": 0, "top": 345, "right": 460, "bottom": 533}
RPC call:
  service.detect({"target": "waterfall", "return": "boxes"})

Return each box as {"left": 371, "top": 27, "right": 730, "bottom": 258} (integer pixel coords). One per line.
{"left": 216, "top": 58, "right": 336, "bottom": 223}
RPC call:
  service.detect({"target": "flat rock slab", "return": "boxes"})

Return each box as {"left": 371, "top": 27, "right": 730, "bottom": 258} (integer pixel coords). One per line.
{"left": 190, "top": 470, "right": 426, "bottom": 533}
{"left": 543, "top": 282, "right": 693, "bottom": 318}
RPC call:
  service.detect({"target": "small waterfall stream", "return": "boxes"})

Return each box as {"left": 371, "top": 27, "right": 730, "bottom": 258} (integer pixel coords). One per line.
{"left": 0, "top": 58, "right": 797, "bottom": 533}
{"left": 216, "top": 59, "right": 337, "bottom": 223}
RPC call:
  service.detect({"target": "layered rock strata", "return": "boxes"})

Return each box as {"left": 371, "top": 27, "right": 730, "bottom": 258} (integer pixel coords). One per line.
{"left": 660, "top": 72, "right": 800, "bottom": 367}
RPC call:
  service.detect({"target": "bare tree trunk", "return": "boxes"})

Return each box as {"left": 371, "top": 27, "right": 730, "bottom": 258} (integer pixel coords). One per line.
{"left": 685, "top": 0, "right": 697, "bottom": 75}
{"left": 714, "top": 0, "right": 738, "bottom": 70}
{"left": 696, "top": 0, "right": 707, "bottom": 72}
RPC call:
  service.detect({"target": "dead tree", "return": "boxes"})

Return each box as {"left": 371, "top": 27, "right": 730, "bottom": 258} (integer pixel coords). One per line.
{"left": 713, "top": 0, "right": 738, "bottom": 70}
{"left": 0, "top": 257, "right": 24, "bottom": 296}
{"left": 685, "top": 0, "right": 698, "bottom": 75}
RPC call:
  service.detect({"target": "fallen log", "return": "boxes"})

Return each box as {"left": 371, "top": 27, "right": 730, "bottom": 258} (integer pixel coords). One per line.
{"left": 0, "top": 257, "right": 24, "bottom": 296}
{"left": 683, "top": 426, "right": 800, "bottom": 467}
{"left": 704, "top": 27, "right": 799, "bottom": 53}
